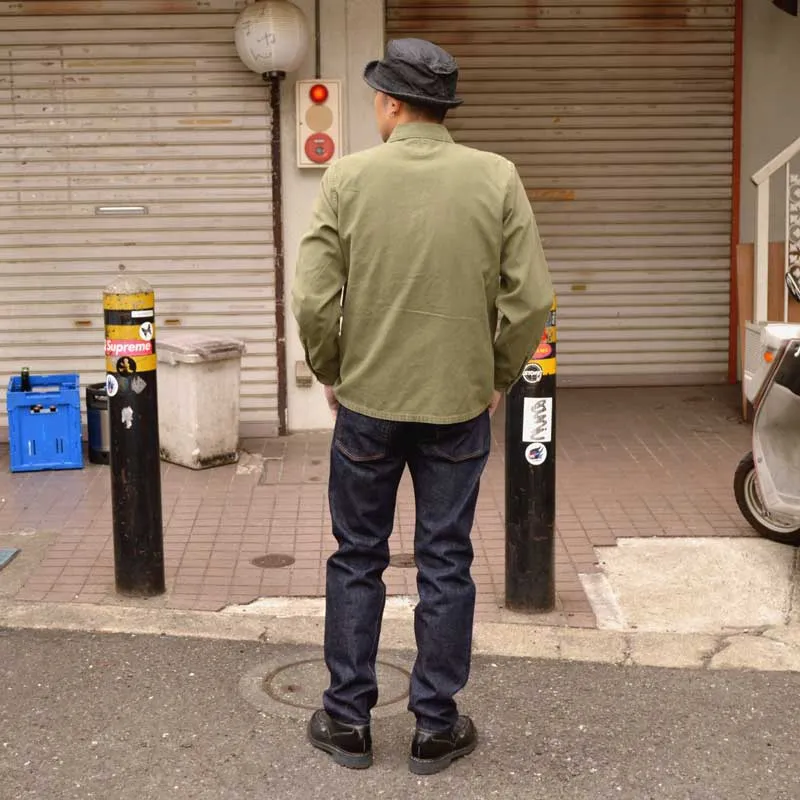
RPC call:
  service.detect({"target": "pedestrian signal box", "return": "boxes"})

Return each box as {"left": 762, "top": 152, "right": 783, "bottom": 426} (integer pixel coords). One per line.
{"left": 296, "top": 79, "right": 342, "bottom": 169}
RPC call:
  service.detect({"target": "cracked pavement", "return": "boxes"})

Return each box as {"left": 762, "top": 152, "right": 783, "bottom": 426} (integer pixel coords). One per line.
{"left": 3, "top": 628, "right": 800, "bottom": 800}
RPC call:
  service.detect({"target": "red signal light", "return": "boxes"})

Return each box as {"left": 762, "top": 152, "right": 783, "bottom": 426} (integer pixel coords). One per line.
{"left": 309, "top": 83, "right": 329, "bottom": 104}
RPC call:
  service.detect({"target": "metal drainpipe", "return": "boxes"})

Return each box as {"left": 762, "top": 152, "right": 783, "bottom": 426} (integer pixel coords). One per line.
{"left": 265, "top": 70, "right": 288, "bottom": 436}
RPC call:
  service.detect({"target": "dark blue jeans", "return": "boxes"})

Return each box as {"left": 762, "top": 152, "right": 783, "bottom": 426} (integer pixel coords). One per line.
{"left": 323, "top": 404, "right": 491, "bottom": 732}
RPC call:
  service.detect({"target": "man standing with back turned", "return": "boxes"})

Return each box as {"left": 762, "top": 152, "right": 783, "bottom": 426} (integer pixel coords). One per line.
{"left": 292, "top": 38, "right": 553, "bottom": 775}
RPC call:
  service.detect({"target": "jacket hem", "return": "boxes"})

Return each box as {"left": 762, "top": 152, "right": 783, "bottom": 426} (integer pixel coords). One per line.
{"left": 337, "top": 398, "right": 490, "bottom": 425}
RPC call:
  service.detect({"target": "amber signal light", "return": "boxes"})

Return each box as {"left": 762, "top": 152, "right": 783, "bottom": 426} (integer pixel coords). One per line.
{"left": 309, "top": 83, "right": 329, "bottom": 104}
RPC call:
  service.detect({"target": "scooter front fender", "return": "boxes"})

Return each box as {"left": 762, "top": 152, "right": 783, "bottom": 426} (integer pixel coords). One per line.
{"left": 752, "top": 338, "right": 800, "bottom": 520}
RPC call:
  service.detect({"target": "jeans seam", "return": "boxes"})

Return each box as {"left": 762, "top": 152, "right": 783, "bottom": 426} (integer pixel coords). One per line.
{"left": 429, "top": 446, "right": 490, "bottom": 463}
{"left": 334, "top": 441, "right": 387, "bottom": 462}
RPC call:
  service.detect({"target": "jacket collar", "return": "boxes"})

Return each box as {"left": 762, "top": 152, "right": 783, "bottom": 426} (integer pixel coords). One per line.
{"left": 388, "top": 123, "right": 454, "bottom": 144}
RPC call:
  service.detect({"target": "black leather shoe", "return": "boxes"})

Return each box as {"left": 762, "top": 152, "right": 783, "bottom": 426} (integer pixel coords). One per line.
{"left": 307, "top": 709, "right": 373, "bottom": 769}
{"left": 409, "top": 715, "right": 478, "bottom": 775}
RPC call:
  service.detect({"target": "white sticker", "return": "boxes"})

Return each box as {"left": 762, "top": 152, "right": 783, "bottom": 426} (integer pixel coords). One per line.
{"left": 105, "top": 374, "right": 119, "bottom": 398}
{"left": 522, "top": 397, "right": 553, "bottom": 443}
{"left": 121, "top": 407, "right": 134, "bottom": 430}
{"left": 131, "top": 375, "right": 147, "bottom": 394}
{"left": 138, "top": 321, "right": 154, "bottom": 341}
{"left": 525, "top": 442, "right": 547, "bottom": 466}
{"left": 131, "top": 309, "right": 154, "bottom": 319}
{"left": 522, "top": 363, "right": 543, "bottom": 385}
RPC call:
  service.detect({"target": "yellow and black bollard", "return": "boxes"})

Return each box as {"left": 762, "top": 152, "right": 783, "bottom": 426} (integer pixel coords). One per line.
{"left": 505, "top": 299, "right": 557, "bottom": 612}
{"left": 103, "top": 277, "right": 165, "bottom": 596}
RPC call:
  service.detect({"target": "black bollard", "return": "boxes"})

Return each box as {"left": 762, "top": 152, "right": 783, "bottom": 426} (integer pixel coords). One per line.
{"left": 103, "top": 277, "right": 165, "bottom": 596}
{"left": 505, "top": 300, "right": 557, "bottom": 612}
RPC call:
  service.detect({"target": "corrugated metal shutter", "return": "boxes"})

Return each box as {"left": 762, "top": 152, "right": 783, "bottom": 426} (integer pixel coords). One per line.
{"left": 387, "top": 0, "right": 735, "bottom": 385}
{"left": 0, "top": 0, "right": 278, "bottom": 435}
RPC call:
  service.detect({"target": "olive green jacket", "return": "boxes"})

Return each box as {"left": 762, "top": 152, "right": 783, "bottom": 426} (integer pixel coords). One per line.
{"left": 291, "top": 122, "right": 553, "bottom": 424}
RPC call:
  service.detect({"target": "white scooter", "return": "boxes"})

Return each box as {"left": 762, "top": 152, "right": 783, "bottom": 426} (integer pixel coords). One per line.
{"left": 734, "top": 319, "right": 800, "bottom": 545}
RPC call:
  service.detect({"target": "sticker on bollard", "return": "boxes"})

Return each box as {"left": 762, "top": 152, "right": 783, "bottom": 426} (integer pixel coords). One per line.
{"left": 525, "top": 442, "right": 547, "bottom": 466}
{"left": 104, "top": 334, "right": 156, "bottom": 374}
{"left": 522, "top": 397, "right": 553, "bottom": 443}
{"left": 103, "top": 277, "right": 165, "bottom": 597}
{"left": 105, "top": 374, "right": 119, "bottom": 398}
{"left": 522, "top": 363, "right": 542, "bottom": 384}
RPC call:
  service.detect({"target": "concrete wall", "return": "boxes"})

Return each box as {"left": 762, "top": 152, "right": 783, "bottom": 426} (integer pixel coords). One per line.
{"left": 282, "top": 0, "right": 383, "bottom": 432}
{"left": 740, "top": 1, "right": 800, "bottom": 243}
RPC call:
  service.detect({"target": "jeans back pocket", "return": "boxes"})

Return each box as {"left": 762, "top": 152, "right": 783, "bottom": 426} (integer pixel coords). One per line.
{"left": 333, "top": 406, "right": 391, "bottom": 463}
{"left": 429, "top": 411, "right": 491, "bottom": 463}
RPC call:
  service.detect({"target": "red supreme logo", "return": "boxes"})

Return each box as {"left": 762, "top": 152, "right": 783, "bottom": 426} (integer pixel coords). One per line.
{"left": 105, "top": 339, "right": 153, "bottom": 357}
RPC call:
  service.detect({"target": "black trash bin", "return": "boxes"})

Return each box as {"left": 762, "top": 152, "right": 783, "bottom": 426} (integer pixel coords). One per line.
{"left": 86, "top": 383, "right": 110, "bottom": 465}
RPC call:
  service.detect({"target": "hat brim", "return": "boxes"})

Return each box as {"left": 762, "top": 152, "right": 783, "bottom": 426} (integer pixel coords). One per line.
{"left": 363, "top": 61, "right": 463, "bottom": 109}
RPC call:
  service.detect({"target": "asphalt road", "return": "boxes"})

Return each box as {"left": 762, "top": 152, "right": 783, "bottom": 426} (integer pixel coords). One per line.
{"left": 1, "top": 628, "right": 799, "bottom": 800}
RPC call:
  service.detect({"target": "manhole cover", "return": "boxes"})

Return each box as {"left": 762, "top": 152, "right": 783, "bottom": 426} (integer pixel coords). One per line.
{"left": 240, "top": 652, "right": 411, "bottom": 721}
{"left": 251, "top": 554, "right": 295, "bottom": 569}
{"left": 264, "top": 659, "right": 409, "bottom": 710}
{"left": 389, "top": 553, "right": 416, "bottom": 569}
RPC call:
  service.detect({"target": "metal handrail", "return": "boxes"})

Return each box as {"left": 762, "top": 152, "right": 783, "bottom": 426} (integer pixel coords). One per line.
{"left": 750, "top": 134, "right": 800, "bottom": 323}
{"left": 752, "top": 135, "right": 800, "bottom": 186}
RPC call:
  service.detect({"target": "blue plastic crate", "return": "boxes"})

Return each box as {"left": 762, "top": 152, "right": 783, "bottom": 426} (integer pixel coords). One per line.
{"left": 6, "top": 373, "right": 83, "bottom": 473}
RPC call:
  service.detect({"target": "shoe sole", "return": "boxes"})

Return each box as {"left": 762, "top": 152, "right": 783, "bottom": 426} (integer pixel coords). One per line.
{"left": 308, "top": 736, "right": 373, "bottom": 770}
{"left": 408, "top": 739, "right": 478, "bottom": 776}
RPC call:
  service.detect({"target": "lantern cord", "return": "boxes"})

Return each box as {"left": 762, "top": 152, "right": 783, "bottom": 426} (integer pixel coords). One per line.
{"left": 314, "top": 0, "right": 321, "bottom": 79}
{"left": 267, "top": 71, "right": 289, "bottom": 436}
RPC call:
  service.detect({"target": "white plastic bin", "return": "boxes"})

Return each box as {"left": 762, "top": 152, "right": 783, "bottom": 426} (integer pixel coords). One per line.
{"left": 157, "top": 334, "right": 246, "bottom": 469}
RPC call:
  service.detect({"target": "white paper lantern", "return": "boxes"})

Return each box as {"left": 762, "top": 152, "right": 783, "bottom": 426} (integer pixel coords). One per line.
{"left": 234, "top": 0, "right": 310, "bottom": 75}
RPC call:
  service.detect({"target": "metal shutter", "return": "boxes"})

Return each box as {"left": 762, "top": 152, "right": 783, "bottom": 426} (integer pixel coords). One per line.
{"left": 0, "top": 0, "right": 278, "bottom": 435}
{"left": 386, "top": 0, "right": 735, "bottom": 385}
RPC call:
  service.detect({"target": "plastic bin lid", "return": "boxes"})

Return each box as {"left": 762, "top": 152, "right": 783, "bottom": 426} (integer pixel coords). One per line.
{"left": 158, "top": 334, "right": 246, "bottom": 365}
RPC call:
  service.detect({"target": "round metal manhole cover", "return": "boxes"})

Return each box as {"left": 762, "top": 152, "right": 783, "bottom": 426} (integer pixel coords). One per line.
{"left": 251, "top": 554, "right": 295, "bottom": 569}
{"left": 240, "top": 653, "right": 411, "bottom": 721}
{"left": 389, "top": 553, "right": 416, "bottom": 569}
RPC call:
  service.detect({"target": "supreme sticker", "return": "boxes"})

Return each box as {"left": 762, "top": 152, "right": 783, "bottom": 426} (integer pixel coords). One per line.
{"left": 105, "top": 339, "right": 153, "bottom": 358}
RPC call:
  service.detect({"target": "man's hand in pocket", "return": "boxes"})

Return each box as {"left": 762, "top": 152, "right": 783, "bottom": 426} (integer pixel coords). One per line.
{"left": 324, "top": 385, "right": 339, "bottom": 420}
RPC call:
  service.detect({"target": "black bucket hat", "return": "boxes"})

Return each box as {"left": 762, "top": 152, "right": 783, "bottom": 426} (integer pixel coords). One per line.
{"left": 363, "top": 38, "right": 463, "bottom": 109}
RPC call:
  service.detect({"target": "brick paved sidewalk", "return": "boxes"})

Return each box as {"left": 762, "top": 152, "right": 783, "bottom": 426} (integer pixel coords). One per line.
{"left": 0, "top": 386, "right": 753, "bottom": 627}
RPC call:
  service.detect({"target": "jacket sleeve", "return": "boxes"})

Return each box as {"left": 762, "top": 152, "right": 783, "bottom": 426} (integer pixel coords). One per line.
{"left": 291, "top": 168, "right": 348, "bottom": 387}
{"left": 493, "top": 163, "right": 554, "bottom": 392}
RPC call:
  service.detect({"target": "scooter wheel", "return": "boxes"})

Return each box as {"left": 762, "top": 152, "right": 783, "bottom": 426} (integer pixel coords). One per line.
{"left": 733, "top": 452, "right": 800, "bottom": 546}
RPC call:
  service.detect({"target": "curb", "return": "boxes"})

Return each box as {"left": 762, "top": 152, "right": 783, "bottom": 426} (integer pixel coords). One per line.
{"left": 2, "top": 598, "right": 800, "bottom": 672}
